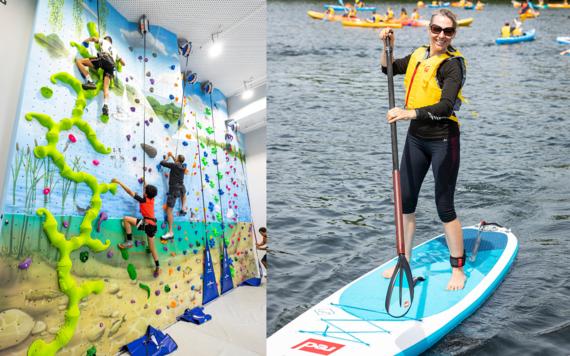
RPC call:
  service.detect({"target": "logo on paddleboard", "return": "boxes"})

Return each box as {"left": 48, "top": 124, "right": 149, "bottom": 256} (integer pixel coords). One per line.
{"left": 292, "top": 338, "right": 345, "bottom": 355}
{"left": 404, "top": 301, "right": 409, "bottom": 308}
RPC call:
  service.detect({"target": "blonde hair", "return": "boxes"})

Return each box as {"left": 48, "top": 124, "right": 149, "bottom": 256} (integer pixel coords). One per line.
{"left": 429, "top": 8, "right": 459, "bottom": 29}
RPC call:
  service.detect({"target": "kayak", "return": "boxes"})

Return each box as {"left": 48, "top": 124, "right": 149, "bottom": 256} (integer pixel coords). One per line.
{"left": 342, "top": 20, "right": 403, "bottom": 28}
{"left": 476, "top": 4, "right": 483, "bottom": 9}
{"left": 308, "top": 11, "right": 360, "bottom": 22}
{"left": 547, "top": 3, "right": 570, "bottom": 7}
{"left": 525, "top": 11, "right": 540, "bottom": 17}
{"left": 495, "top": 29, "right": 536, "bottom": 44}
{"left": 529, "top": 2, "right": 547, "bottom": 8}
{"left": 458, "top": 18, "right": 474, "bottom": 26}
{"left": 386, "top": 18, "right": 415, "bottom": 26}
{"left": 324, "top": 5, "right": 377, "bottom": 11}
{"left": 411, "top": 20, "right": 430, "bottom": 26}
{"left": 428, "top": 2, "right": 451, "bottom": 7}
{"left": 464, "top": 5, "right": 475, "bottom": 9}
{"left": 451, "top": 2, "right": 466, "bottom": 6}
{"left": 513, "top": 0, "right": 521, "bottom": 7}
{"left": 268, "top": 224, "right": 518, "bottom": 356}
{"left": 557, "top": 36, "right": 570, "bottom": 44}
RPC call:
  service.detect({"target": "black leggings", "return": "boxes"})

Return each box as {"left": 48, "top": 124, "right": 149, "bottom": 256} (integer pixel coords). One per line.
{"left": 400, "top": 133, "right": 460, "bottom": 223}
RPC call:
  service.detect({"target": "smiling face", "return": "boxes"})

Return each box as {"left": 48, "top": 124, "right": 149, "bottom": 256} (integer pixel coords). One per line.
{"left": 428, "top": 15, "right": 456, "bottom": 54}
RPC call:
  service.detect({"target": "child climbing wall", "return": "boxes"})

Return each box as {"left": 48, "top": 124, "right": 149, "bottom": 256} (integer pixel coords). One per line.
{"left": 0, "top": 0, "right": 258, "bottom": 355}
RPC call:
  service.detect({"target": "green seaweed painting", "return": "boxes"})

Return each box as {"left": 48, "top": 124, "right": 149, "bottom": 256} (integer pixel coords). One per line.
{"left": 25, "top": 71, "right": 117, "bottom": 356}
{"left": 48, "top": 0, "right": 65, "bottom": 33}
{"left": 99, "top": 0, "right": 109, "bottom": 38}
{"left": 73, "top": 0, "right": 84, "bottom": 40}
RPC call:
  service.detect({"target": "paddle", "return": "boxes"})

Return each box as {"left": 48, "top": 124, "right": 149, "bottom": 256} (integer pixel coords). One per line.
{"left": 384, "top": 32, "right": 418, "bottom": 318}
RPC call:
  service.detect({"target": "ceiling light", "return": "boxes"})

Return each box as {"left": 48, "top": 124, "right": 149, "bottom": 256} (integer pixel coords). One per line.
{"left": 241, "top": 78, "right": 254, "bottom": 99}
{"left": 210, "top": 30, "right": 223, "bottom": 57}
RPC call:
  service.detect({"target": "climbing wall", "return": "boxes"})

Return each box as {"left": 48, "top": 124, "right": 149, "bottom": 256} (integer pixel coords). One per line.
{"left": 0, "top": 1, "right": 258, "bottom": 355}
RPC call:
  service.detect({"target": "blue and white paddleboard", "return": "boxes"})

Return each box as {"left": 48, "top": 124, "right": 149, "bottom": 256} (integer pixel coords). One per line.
{"left": 268, "top": 225, "right": 518, "bottom": 356}
{"left": 556, "top": 37, "right": 570, "bottom": 44}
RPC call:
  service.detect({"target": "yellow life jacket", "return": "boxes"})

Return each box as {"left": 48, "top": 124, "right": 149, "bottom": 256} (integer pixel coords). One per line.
{"left": 432, "top": 1, "right": 437, "bottom": 4}
{"left": 387, "top": 10, "right": 394, "bottom": 18}
{"left": 330, "top": 8, "right": 335, "bottom": 15}
{"left": 351, "top": 8, "right": 357, "bottom": 16}
{"left": 412, "top": 12, "right": 419, "bottom": 19}
{"left": 401, "top": 13, "right": 408, "bottom": 19}
{"left": 403, "top": 46, "right": 477, "bottom": 123}
{"left": 512, "top": 27, "right": 522, "bottom": 36}
{"left": 501, "top": 25, "right": 512, "bottom": 37}
{"left": 372, "top": 14, "right": 381, "bottom": 23}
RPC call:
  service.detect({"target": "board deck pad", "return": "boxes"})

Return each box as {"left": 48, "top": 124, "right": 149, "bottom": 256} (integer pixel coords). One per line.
{"left": 268, "top": 226, "right": 518, "bottom": 356}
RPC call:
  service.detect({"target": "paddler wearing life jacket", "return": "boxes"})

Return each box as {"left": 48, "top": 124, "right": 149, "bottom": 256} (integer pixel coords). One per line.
{"left": 501, "top": 19, "right": 522, "bottom": 37}
{"left": 400, "top": 8, "right": 408, "bottom": 19}
{"left": 385, "top": 6, "right": 394, "bottom": 20}
{"left": 411, "top": 8, "right": 422, "bottom": 20}
{"left": 366, "top": 10, "right": 382, "bottom": 23}
{"left": 325, "top": 7, "right": 335, "bottom": 16}
{"left": 355, "top": 0, "right": 365, "bottom": 8}
{"left": 379, "top": 8, "right": 476, "bottom": 291}
{"left": 343, "top": 3, "right": 358, "bottom": 18}
{"left": 519, "top": 0, "right": 532, "bottom": 22}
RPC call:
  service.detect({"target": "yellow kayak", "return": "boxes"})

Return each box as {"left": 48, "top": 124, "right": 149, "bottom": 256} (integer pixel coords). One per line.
{"left": 525, "top": 11, "right": 540, "bottom": 18}
{"left": 547, "top": 3, "right": 570, "bottom": 7}
{"left": 458, "top": 18, "right": 474, "bottom": 26}
{"left": 308, "top": 11, "right": 360, "bottom": 22}
{"left": 342, "top": 20, "right": 403, "bottom": 28}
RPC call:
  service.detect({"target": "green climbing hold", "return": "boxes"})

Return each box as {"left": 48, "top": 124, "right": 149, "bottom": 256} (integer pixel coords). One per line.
{"left": 79, "top": 251, "right": 89, "bottom": 263}
{"left": 197, "top": 122, "right": 202, "bottom": 129}
{"left": 139, "top": 283, "right": 151, "bottom": 299}
{"left": 217, "top": 172, "right": 223, "bottom": 179}
{"left": 86, "top": 346, "right": 97, "bottom": 356}
{"left": 146, "top": 247, "right": 151, "bottom": 254}
{"left": 202, "top": 157, "right": 208, "bottom": 166}
{"left": 211, "top": 146, "right": 217, "bottom": 154}
{"left": 212, "top": 228, "right": 218, "bottom": 236}
{"left": 196, "top": 241, "right": 201, "bottom": 247}
{"left": 205, "top": 108, "right": 211, "bottom": 115}
{"left": 209, "top": 181, "right": 215, "bottom": 188}
{"left": 41, "top": 86, "right": 53, "bottom": 98}
{"left": 127, "top": 264, "right": 137, "bottom": 280}
{"left": 164, "top": 284, "right": 171, "bottom": 293}
{"left": 214, "top": 196, "right": 219, "bottom": 202}
{"left": 121, "top": 248, "right": 129, "bottom": 260}
{"left": 200, "top": 142, "right": 205, "bottom": 148}
{"left": 100, "top": 115, "right": 109, "bottom": 123}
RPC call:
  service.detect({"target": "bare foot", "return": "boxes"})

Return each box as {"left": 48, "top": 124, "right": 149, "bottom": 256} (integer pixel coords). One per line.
{"left": 446, "top": 268, "right": 467, "bottom": 291}
{"left": 382, "top": 265, "right": 397, "bottom": 279}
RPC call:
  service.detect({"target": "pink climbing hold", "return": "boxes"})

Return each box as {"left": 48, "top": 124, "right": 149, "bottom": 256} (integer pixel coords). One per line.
{"left": 69, "top": 134, "right": 76, "bottom": 143}
{"left": 131, "top": 300, "right": 136, "bottom": 303}
{"left": 93, "top": 160, "right": 99, "bottom": 166}
{"left": 63, "top": 221, "right": 69, "bottom": 228}
{"left": 43, "top": 188, "right": 50, "bottom": 195}
{"left": 107, "top": 251, "right": 114, "bottom": 258}
{"left": 100, "top": 323, "right": 104, "bottom": 327}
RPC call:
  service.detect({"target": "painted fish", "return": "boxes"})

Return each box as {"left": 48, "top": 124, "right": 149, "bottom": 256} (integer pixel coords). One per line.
{"left": 108, "top": 314, "right": 126, "bottom": 338}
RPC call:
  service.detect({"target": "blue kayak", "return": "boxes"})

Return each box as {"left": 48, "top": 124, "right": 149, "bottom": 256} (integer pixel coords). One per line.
{"left": 495, "top": 29, "right": 535, "bottom": 45}
{"left": 557, "top": 37, "right": 570, "bottom": 44}
{"left": 428, "top": 2, "right": 451, "bottom": 7}
{"left": 464, "top": 5, "right": 475, "bottom": 9}
{"left": 324, "top": 5, "right": 377, "bottom": 11}
{"left": 529, "top": 2, "right": 547, "bottom": 8}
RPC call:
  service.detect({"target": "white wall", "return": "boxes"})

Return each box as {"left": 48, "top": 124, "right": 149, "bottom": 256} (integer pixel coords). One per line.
{"left": 227, "top": 84, "right": 266, "bottom": 134}
{"left": 243, "top": 127, "right": 266, "bottom": 273}
{"left": 0, "top": 0, "right": 38, "bottom": 210}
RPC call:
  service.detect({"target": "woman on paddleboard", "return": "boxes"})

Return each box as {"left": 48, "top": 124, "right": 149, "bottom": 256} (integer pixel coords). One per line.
{"left": 379, "top": 8, "right": 476, "bottom": 291}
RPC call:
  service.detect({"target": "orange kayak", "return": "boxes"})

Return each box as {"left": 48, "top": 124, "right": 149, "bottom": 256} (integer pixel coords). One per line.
{"left": 451, "top": 2, "right": 466, "bottom": 6}
{"left": 411, "top": 20, "right": 430, "bottom": 27}
{"left": 524, "top": 11, "right": 540, "bottom": 18}
{"left": 342, "top": 20, "right": 403, "bottom": 28}
{"left": 547, "top": 3, "right": 570, "bottom": 7}
{"left": 308, "top": 11, "right": 360, "bottom": 22}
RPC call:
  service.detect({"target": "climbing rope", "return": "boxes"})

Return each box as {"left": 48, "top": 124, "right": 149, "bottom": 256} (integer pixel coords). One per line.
{"left": 141, "top": 16, "right": 147, "bottom": 182}
{"left": 209, "top": 95, "right": 226, "bottom": 235}
{"left": 190, "top": 85, "right": 208, "bottom": 226}
{"left": 174, "top": 55, "right": 190, "bottom": 158}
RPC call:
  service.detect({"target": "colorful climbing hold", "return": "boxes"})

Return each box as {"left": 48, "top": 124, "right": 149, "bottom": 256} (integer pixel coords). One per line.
{"left": 79, "top": 252, "right": 89, "bottom": 263}
{"left": 63, "top": 221, "right": 69, "bottom": 228}
{"left": 69, "top": 134, "right": 76, "bottom": 143}
{"left": 127, "top": 264, "right": 137, "bottom": 280}
{"left": 107, "top": 251, "right": 114, "bottom": 258}
{"left": 43, "top": 188, "right": 50, "bottom": 195}
{"left": 156, "top": 309, "right": 162, "bottom": 315}
{"left": 121, "top": 248, "right": 129, "bottom": 260}
{"left": 93, "top": 160, "right": 99, "bottom": 166}
{"left": 18, "top": 258, "right": 32, "bottom": 269}
{"left": 40, "top": 86, "right": 53, "bottom": 98}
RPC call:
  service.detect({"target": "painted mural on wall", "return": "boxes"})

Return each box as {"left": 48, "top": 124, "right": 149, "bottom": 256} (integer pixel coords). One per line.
{"left": 0, "top": 0, "right": 258, "bottom": 355}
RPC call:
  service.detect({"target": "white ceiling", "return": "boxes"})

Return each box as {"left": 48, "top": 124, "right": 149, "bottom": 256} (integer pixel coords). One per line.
{"left": 108, "top": 0, "right": 266, "bottom": 97}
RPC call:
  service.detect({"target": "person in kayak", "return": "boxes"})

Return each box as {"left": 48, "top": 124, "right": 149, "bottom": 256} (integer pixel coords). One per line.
{"left": 560, "top": 49, "right": 570, "bottom": 55}
{"left": 76, "top": 36, "right": 125, "bottom": 117}
{"left": 343, "top": 3, "right": 358, "bottom": 18}
{"left": 384, "top": 6, "right": 394, "bottom": 21}
{"left": 325, "top": 7, "right": 335, "bottom": 16}
{"left": 501, "top": 19, "right": 522, "bottom": 37}
{"left": 519, "top": 0, "right": 532, "bottom": 22}
{"left": 411, "top": 8, "right": 423, "bottom": 20}
{"left": 355, "top": 0, "right": 365, "bottom": 8}
{"left": 379, "top": 8, "right": 475, "bottom": 291}
{"left": 400, "top": 8, "right": 408, "bottom": 19}
{"left": 366, "top": 10, "right": 382, "bottom": 23}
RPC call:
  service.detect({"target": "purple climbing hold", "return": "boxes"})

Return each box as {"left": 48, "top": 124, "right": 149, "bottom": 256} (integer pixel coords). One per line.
{"left": 126, "top": 77, "right": 129, "bottom": 82}
{"left": 100, "top": 323, "right": 104, "bottom": 327}
{"left": 155, "top": 290, "right": 161, "bottom": 296}
{"left": 138, "top": 178, "right": 143, "bottom": 184}
{"left": 156, "top": 309, "right": 162, "bottom": 315}
{"left": 107, "top": 251, "right": 114, "bottom": 258}
{"left": 63, "top": 221, "right": 69, "bottom": 228}
{"left": 138, "top": 55, "right": 143, "bottom": 60}
{"left": 127, "top": 134, "right": 131, "bottom": 141}
{"left": 145, "top": 120, "right": 150, "bottom": 126}
{"left": 189, "top": 243, "right": 193, "bottom": 247}
{"left": 163, "top": 247, "right": 168, "bottom": 251}
{"left": 154, "top": 272, "right": 159, "bottom": 278}
{"left": 245, "top": 251, "right": 248, "bottom": 254}
{"left": 135, "top": 240, "right": 140, "bottom": 247}
{"left": 150, "top": 79, "right": 155, "bottom": 85}
{"left": 145, "top": 58, "right": 148, "bottom": 62}
{"left": 161, "top": 222, "right": 166, "bottom": 229}
{"left": 133, "top": 157, "right": 137, "bottom": 161}
{"left": 177, "top": 225, "right": 181, "bottom": 231}
{"left": 18, "top": 258, "right": 32, "bottom": 269}
{"left": 131, "top": 107, "right": 136, "bottom": 112}
{"left": 131, "top": 300, "right": 136, "bottom": 303}
{"left": 175, "top": 284, "right": 178, "bottom": 288}
{"left": 97, "top": 211, "right": 108, "bottom": 233}
{"left": 149, "top": 168, "right": 152, "bottom": 172}
{"left": 187, "top": 280, "right": 190, "bottom": 283}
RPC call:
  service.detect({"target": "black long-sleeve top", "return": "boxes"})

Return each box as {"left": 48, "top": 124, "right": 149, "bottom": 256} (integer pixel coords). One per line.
{"left": 160, "top": 160, "right": 186, "bottom": 188}
{"left": 382, "top": 48, "right": 464, "bottom": 140}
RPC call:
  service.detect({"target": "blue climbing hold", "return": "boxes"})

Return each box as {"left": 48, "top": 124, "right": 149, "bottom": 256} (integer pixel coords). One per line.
{"left": 183, "top": 142, "right": 188, "bottom": 146}
{"left": 156, "top": 164, "right": 162, "bottom": 172}
{"left": 169, "top": 94, "right": 174, "bottom": 100}
{"left": 213, "top": 159, "right": 218, "bottom": 165}
{"left": 183, "top": 251, "right": 187, "bottom": 255}
{"left": 82, "top": 41, "right": 89, "bottom": 48}
{"left": 171, "top": 65, "right": 175, "bottom": 70}
{"left": 165, "top": 124, "right": 170, "bottom": 129}
{"left": 193, "top": 249, "right": 198, "bottom": 254}
{"left": 203, "top": 152, "right": 208, "bottom": 157}
{"left": 177, "top": 266, "right": 181, "bottom": 271}
{"left": 191, "top": 286, "right": 195, "bottom": 290}
{"left": 218, "top": 189, "right": 224, "bottom": 196}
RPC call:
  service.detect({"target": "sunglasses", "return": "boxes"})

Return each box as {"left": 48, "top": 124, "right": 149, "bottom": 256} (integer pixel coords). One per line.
{"left": 430, "top": 24, "right": 455, "bottom": 37}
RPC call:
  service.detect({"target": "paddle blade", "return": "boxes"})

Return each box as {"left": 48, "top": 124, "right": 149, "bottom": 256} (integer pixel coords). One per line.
{"left": 385, "top": 254, "right": 415, "bottom": 318}
{"left": 338, "top": 0, "right": 344, "bottom": 5}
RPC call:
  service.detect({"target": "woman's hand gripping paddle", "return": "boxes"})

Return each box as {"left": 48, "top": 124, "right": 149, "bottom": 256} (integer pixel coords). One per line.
{"left": 384, "top": 32, "right": 419, "bottom": 318}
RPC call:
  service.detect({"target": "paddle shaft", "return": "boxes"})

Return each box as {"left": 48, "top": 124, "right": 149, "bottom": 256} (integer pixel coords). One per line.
{"left": 385, "top": 36, "right": 405, "bottom": 255}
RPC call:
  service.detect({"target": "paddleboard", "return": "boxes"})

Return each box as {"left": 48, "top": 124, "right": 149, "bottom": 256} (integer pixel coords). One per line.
{"left": 458, "top": 18, "right": 474, "bottom": 26}
{"left": 268, "top": 224, "right": 518, "bottom": 356}
{"left": 324, "top": 5, "right": 377, "bottom": 11}
{"left": 557, "top": 36, "right": 570, "bottom": 44}
{"left": 428, "top": 2, "right": 451, "bottom": 7}
{"left": 342, "top": 20, "right": 403, "bottom": 28}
